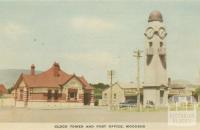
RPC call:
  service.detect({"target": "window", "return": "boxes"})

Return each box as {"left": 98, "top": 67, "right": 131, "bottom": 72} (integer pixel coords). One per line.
{"left": 114, "top": 93, "right": 117, "bottom": 99}
{"left": 68, "top": 88, "right": 78, "bottom": 100}
{"left": 54, "top": 90, "right": 59, "bottom": 100}
{"left": 149, "top": 42, "right": 152, "bottom": 47}
{"left": 29, "top": 88, "right": 33, "bottom": 97}
{"left": 47, "top": 90, "right": 52, "bottom": 100}
{"left": 160, "top": 42, "right": 163, "bottom": 47}
{"left": 68, "top": 92, "right": 77, "bottom": 100}
{"left": 69, "top": 92, "right": 76, "bottom": 98}
{"left": 160, "top": 90, "right": 164, "bottom": 97}
{"left": 20, "top": 89, "right": 23, "bottom": 100}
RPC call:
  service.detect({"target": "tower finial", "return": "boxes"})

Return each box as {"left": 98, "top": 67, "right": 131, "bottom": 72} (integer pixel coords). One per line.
{"left": 148, "top": 10, "right": 163, "bottom": 22}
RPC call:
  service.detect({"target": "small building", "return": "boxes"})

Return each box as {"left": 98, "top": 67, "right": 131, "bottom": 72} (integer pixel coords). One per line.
{"left": 168, "top": 80, "right": 196, "bottom": 103}
{"left": 0, "top": 84, "right": 7, "bottom": 95}
{"left": 99, "top": 82, "right": 142, "bottom": 106}
{"left": 13, "top": 62, "right": 94, "bottom": 108}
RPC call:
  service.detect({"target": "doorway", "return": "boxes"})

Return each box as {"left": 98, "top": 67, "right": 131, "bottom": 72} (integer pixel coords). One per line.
{"left": 84, "top": 93, "right": 91, "bottom": 105}
{"left": 47, "top": 90, "right": 52, "bottom": 101}
{"left": 160, "top": 90, "right": 164, "bottom": 104}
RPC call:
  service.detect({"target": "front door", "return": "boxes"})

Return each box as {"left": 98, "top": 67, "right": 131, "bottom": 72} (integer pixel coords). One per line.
{"left": 47, "top": 90, "right": 52, "bottom": 101}
{"left": 84, "top": 93, "right": 91, "bottom": 105}
{"left": 160, "top": 90, "right": 164, "bottom": 104}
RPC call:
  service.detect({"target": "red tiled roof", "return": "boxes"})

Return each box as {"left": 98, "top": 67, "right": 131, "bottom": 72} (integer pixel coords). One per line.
{"left": 13, "top": 63, "right": 93, "bottom": 90}
{"left": 0, "top": 84, "right": 7, "bottom": 94}
{"left": 79, "top": 76, "right": 93, "bottom": 90}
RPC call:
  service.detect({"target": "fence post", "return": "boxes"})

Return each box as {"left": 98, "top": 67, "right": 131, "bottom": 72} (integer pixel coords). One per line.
{"left": 186, "top": 101, "right": 187, "bottom": 111}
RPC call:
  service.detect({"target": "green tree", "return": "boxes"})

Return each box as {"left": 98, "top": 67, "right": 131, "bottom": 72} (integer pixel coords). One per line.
{"left": 7, "top": 87, "right": 13, "bottom": 94}
{"left": 90, "top": 83, "right": 109, "bottom": 106}
{"left": 195, "top": 86, "right": 200, "bottom": 102}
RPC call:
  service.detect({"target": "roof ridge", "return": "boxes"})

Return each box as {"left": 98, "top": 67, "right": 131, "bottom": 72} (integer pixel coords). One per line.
{"left": 13, "top": 63, "right": 92, "bottom": 90}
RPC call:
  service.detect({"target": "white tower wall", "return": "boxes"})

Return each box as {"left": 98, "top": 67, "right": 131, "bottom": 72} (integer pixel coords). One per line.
{"left": 144, "top": 21, "right": 168, "bottom": 87}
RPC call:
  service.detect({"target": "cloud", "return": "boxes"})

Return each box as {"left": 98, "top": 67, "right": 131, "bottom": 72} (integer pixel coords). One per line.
{"left": 0, "top": 22, "right": 28, "bottom": 41}
{"left": 65, "top": 51, "right": 117, "bottom": 69}
{"left": 68, "top": 17, "right": 115, "bottom": 31}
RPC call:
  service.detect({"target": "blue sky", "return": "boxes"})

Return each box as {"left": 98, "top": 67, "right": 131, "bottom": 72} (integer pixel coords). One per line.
{"left": 0, "top": 0, "right": 200, "bottom": 84}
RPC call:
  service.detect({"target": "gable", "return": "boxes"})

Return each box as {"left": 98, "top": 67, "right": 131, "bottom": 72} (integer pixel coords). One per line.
{"left": 103, "top": 83, "right": 122, "bottom": 94}
{"left": 18, "top": 80, "right": 26, "bottom": 88}
{"left": 63, "top": 77, "right": 83, "bottom": 89}
{"left": 14, "top": 78, "right": 28, "bottom": 92}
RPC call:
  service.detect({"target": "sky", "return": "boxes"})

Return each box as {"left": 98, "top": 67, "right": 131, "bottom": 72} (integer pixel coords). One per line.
{"left": 0, "top": 0, "right": 200, "bottom": 84}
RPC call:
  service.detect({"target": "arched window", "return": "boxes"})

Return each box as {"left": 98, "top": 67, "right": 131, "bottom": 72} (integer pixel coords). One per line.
{"left": 160, "top": 42, "right": 163, "bottom": 47}
{"left": 114, "top": 93, "right": 117, "bottom": 99}
{"left": 149, "top": 42, "right": 153, "bottom": 47}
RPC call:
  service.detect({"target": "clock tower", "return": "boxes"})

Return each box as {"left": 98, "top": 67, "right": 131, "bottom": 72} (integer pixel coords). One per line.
{"left": 143, "top": 11, "right": 168, "bottom": 107}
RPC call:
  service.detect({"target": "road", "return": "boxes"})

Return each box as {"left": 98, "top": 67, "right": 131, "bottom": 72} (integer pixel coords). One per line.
{"left": 0, "top": 107, "right": 199, "bottom": 123}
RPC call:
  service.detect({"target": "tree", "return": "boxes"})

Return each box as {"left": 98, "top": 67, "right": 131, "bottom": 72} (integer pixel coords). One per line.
{"left": 194, "top": 86, "right": 200, "bottom": 102}
{"left": 7, "top": 87, "right": 13, "bottom": 94}
{"left": 90, "top": 83, "right": 109, "bottom": 106}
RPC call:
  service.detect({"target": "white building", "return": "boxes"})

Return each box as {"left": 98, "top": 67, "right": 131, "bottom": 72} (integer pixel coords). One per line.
{"left": 99, "top": 82, "right": 142, "bottom": 106}
{"left": 168, "top": 80, "right": 197, "bottom": 103}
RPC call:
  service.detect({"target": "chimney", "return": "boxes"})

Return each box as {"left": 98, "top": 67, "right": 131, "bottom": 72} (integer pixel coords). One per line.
{"left": 53, "top": 62, "right": 60, "bottom": 77}
{"left": 31, "top": 64, "right": 35, "bottom": 75}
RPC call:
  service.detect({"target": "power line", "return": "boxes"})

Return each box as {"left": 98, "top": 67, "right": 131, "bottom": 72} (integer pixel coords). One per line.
{"left": 133, "top": 49, "right": 143, "bottom": 110}
{"left": 107, "top": 70, "right": 115, "bottom": 108}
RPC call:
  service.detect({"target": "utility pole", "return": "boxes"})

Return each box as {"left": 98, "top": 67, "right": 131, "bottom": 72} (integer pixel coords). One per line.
{"left": 107, "top": 70, "right": 115, "bottom": 108}
{"left": 133, "top": 49, "right": 143, "bottom": 110}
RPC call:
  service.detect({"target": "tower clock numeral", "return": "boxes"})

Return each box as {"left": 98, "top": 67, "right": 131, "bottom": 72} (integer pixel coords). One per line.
{"left": 145, "top": 27, "right": 154, "bottom": 39}
{"left": 158, "top": 27, "right": 167, "bottom": 39}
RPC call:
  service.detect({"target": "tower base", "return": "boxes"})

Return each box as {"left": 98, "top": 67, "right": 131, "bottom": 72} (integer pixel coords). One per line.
{"left": 143, "top": 85, "right": 168, "bottom": 108}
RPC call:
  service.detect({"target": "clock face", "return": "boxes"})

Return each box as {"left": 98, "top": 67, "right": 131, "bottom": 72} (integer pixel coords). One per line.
{"left": 145, "top": 27, "right": 154, "bottom": 39}
{"left": 158, "top": 28, "right": 167, "bottom": 39}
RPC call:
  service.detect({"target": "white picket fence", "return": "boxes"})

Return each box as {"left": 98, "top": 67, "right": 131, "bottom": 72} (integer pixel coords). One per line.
{"left": 0, "top": 95, "right": 15, "bottom": 107}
